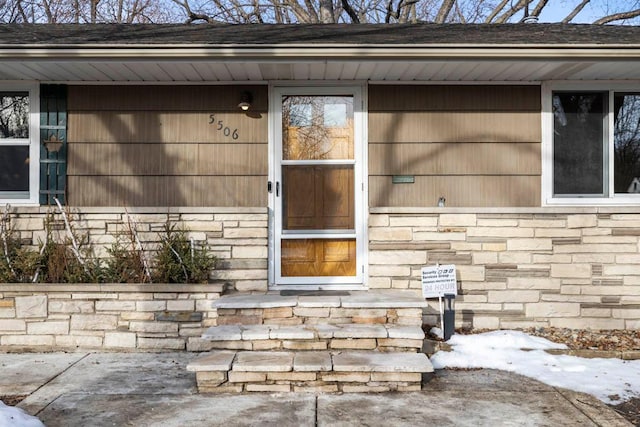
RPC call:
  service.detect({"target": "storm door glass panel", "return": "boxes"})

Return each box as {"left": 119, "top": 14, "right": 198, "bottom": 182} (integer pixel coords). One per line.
{"left": 614, "top": 93, "right": 640, "bottom": 194}
{"left": 280, "top": 95, "right": 356, "bottom": 278}
{"left": 283, "top": 96, "right": 353, "bottom": 161}
{"left": 0, "top": 92, "right": 30, "bottom": 197}
{"left": 552, "top": 92, "right": 606, "bottom": 196}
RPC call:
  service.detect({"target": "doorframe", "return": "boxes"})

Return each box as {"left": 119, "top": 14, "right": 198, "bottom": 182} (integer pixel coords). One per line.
{"left": 267, "top": 82, "right": 368, "bottom": 290}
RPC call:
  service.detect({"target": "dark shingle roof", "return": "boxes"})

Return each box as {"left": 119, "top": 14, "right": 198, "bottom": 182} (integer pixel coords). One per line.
{"left": 1, "top": 23, "right": 640, "bottom": 46}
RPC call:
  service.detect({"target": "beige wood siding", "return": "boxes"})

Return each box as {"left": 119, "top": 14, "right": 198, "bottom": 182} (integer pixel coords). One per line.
{"left": 67, "top": 85, "right": 267, "bottom": 207}
{"left": 369, "top": 85, "right": 541, "bottom": 208}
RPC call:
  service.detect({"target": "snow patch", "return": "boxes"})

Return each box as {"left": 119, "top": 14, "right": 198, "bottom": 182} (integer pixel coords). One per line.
{"left": 431, "top": 330, "right": 640, "bottom": 404}
{"left": 0, "top": 401, "right": 45, "bottom": 427}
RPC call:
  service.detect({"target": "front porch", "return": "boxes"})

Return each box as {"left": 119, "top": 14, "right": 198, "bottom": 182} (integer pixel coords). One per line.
{"left": 187, "top": 291, "right": 434, "bottom": 393}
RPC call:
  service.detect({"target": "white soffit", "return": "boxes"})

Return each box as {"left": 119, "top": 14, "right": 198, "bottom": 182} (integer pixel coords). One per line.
{"left": 0, "top": 59, "right": 639, "bottom": 82}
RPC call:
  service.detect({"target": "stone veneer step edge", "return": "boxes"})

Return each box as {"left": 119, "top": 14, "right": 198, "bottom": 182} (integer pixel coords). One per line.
{"left": 187, "top": 350, "right": 434, "bottom": 374}
{"left": 202, "top": 324, "right": 426, "bottom": 341}
{"left": 213, "top": 292, "right": 427, "bottom": 309}
{"left": 332, "top": 352, "right": 433, "bottom": 373}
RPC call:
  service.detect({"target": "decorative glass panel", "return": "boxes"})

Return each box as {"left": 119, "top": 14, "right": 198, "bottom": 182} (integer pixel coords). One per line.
{"left": 553, "top": 92, "right": 606, "bottom": 196}
{"left": 614, "top": 93, "right": 640, "bottom": 194}
{"left": 0, "top": 92, "right": 29, "bottom": 139}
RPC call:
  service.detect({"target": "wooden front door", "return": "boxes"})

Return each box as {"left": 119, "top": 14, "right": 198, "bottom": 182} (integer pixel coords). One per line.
{"left": 272, "top": 86, "right": 364, "bottom": 287}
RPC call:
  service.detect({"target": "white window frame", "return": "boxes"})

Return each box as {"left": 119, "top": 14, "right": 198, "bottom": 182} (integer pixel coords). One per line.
{"left": 543, "top": 81, "right": 640, "bottom": 206}
{"left": 0, "top": 82, "right": 40, "bottom": 205}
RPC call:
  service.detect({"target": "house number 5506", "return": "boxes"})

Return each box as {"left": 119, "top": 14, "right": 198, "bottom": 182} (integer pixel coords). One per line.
{"left": 209, "top": 114, "right": 239, "bottom": 140}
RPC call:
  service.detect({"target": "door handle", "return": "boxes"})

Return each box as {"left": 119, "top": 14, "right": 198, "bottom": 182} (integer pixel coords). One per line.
{"left": 268, "top": 181, "right": 272, "bottom": 193}
{"left": 276, "top": 182, "right": 280, "bottom": 197}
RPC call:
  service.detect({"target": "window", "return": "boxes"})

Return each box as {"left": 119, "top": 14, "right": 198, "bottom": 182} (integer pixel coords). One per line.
{"left": 614, "top": 94, "right": 640, "bottom": 194}
{"left": 545, "top": 84, "right": 640, "bottom": 204}
{"left": 0, "top": 85, "right": 39, "bottom": 204}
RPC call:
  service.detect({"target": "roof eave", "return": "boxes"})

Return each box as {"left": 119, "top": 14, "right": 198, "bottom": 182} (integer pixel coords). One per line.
{"left": 3, "top": 45, "right": 640, "bottom": 61}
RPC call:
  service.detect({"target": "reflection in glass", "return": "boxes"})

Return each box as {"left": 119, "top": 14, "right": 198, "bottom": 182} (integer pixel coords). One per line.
{"left": 324, "top": 103, "right": 347, "bottom": 127}
{"left": 289, "top": 104, "right": 312, "bottom": 127}
{"left": 283, "top": 96, "right": 353, "bottom": 160}
{"left": 0, "top": 146, "right": 29, "bottom": 192}
{"left": 0, "top": 92, "right": 29, "bottom": 139}
{"left": 552, "top": 92, "right": 606, "bottom": 196}
{"left": 614, "top": 94, "right": 640, "bottom": 194}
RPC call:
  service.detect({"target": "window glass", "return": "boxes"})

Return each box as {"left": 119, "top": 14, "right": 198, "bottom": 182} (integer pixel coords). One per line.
{"left": 288, "top": 103, "right": 312, "bottom": 127}
{"left": 552, "top": 92, "right": 606, "bottom": 196}
{"left": 614, "top": 94, "right": 640, "bottom": 194}
{"left": 324, "top": 103, "right": 347, "bottom": 127}
{"left": 282, "top": 96, "right": 354, "bottom": 161}
{"left": 0, "top": 92, "right": 29, "bottom": 139}
{"left": 0, "top": 146, "right": 29, "bottom": 193}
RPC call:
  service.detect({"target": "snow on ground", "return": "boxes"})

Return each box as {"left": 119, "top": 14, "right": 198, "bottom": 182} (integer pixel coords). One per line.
{"left": 430, "top": 330, "right": 640, "bottom": 404}
{"left": 0, "top": 401, "right": 44, "bottom": 427}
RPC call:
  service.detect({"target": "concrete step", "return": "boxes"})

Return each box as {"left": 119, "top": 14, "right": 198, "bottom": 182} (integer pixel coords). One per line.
{"left": 191, "top": 323, "right": 425, "bottom": 352}
{"left": 187, "top": 350, "right": 433, "bottom": 393}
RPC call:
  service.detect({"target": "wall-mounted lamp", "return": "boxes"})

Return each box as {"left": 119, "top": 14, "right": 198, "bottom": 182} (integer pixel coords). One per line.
{"left": 438, "top": 196, "right": 446, "bottom": 207}
{"left": 238, "top": 92, "right": 253, "bottom": 111}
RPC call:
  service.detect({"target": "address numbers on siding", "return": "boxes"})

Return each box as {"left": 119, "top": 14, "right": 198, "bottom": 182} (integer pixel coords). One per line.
{"left": 209, "top": 114, "right": 239, "bottom": 140}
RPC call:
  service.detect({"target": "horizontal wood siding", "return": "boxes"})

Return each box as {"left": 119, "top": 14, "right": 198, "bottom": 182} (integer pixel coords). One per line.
{"left": 67, "top": 176, "right": 264, "bottom": 207}
{"left": 67, "top": 85, "right": 267, "bottom": 207}
{"left": 369, "top": 176, "right": 539, "bottom": 207}
{"left": 369, "top": 85, "right": 541, "bottom": 207}
{"left": 369, "top": 143, "right": 540, "bottom": 175}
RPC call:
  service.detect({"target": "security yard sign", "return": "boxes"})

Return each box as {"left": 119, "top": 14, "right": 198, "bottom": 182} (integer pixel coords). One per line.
{"left": 421, "top": 264, "right": 458, "bottom": 298}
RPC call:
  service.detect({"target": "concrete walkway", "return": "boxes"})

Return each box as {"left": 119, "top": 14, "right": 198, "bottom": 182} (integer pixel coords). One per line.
{"left": 0, "top": 352, "right": 631, "bottom": 427}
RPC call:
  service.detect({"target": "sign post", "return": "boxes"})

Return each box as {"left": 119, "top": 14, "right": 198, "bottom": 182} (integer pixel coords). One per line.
{"left": 421, "top": 264, "right": 457, "bottom": 339}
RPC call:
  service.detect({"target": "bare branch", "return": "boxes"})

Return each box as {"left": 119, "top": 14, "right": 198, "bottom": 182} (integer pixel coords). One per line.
{"left": 494, "top": 0, "right": 531, "bottom": 24}
{"left": 454, "top": 0, "right": 466, "bottom": 23}
{"left": 485, "top": 0, "right": 509, "bottom": 23}
{"left": 562, "top": 0, "right": 589, "bottom": 24}
{"left": 318, "top": 0, "right": 333, "bottom": 22}
{"left": 594, "top": 8, "right": 640, "bottom": 25}
{"left": 342, "top": 0, "right": 360, "bottom": 22}
{"left": 530, "top": 0, "right": 548, "bottom": 17}
{"left": 435, "top": 0, "right": 455, "bottom": 23}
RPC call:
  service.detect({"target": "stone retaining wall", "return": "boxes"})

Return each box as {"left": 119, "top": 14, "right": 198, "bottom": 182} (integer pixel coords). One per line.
{"left": 5, "top": 207, "right": 268, "bottom": 292}
{"left": 0, "top": 284, "right": 222, "bottom": 350}
{"left": 369, "top": 208, "right": 640, "bottom": 330}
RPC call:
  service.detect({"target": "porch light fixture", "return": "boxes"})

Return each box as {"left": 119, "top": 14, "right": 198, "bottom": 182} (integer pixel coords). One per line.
{"left": 238, "top": 92, "right": 253, "bottom": 111}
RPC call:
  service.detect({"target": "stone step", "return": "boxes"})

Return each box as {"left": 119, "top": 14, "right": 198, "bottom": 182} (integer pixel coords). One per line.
{"left": 191, "top": 323, "right": 424, "bottom": 352}
{"left": 213, "top": 291, "right": 427, "bottom": 327}
{"left": 187, "top": 350, "right": 433, "bottom": 393}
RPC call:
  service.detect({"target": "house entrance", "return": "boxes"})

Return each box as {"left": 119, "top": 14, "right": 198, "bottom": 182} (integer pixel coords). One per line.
{"left": 271, "top": 86, "right": 365, "bottom": 288}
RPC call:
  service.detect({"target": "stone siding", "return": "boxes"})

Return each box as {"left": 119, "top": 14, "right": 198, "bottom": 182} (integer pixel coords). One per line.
{"left": 5, "top": 207, "right": 268, "bottom": 292}
{"left": 369, "top": 208, "right": 640, "bottom": 330}
{"left": 0, "top": 284, "right": 222, "bottom": 350}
